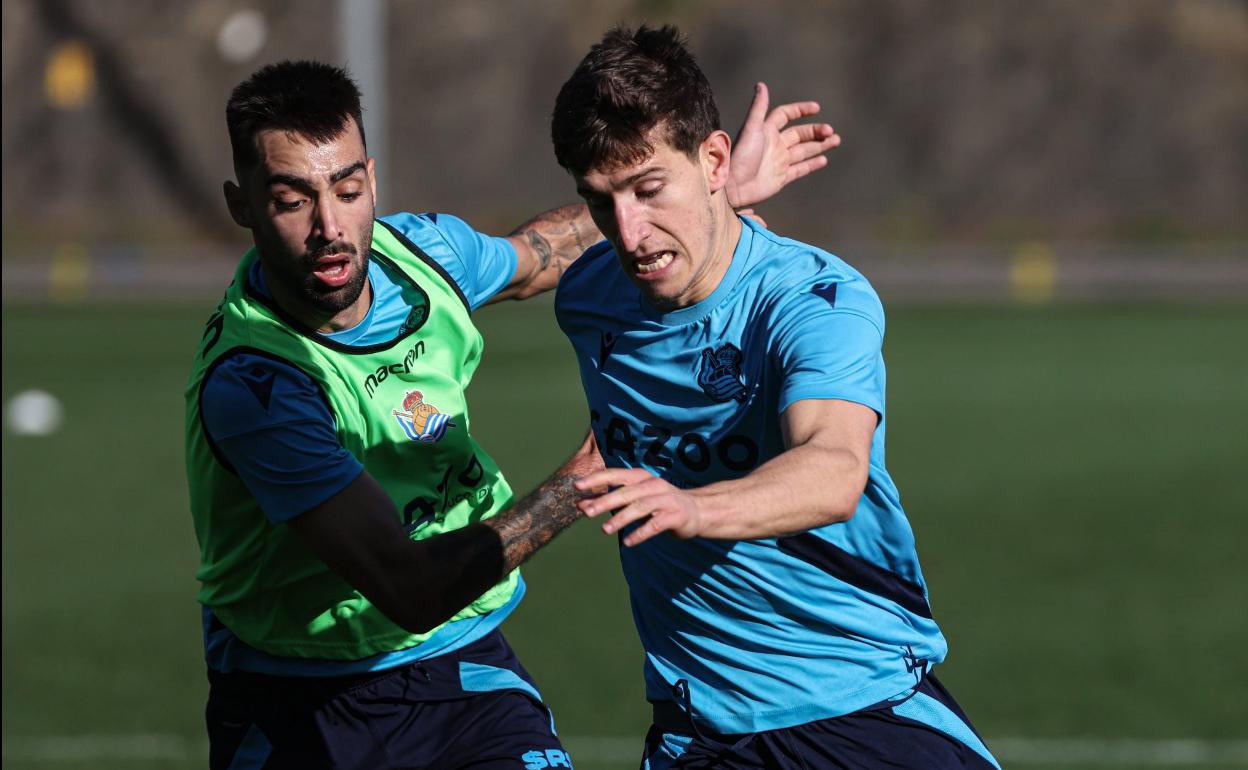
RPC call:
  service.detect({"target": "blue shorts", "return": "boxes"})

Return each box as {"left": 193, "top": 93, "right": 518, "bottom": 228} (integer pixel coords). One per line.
{"left": 206, "top": 630, "right": 571, "bottom": 769}
{"left": 642, "top": 671, "right": 998, "bottom": 770}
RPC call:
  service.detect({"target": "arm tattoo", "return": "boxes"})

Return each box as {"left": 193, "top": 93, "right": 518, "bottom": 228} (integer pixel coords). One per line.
{"left": 526, "top": 231, "right": 553, "bottom": 270}
{"left": 484, "top": 471, "right": 587, "bottom": 572}
{"left": 513, "top": 203, "right": 601, "bottom": 282}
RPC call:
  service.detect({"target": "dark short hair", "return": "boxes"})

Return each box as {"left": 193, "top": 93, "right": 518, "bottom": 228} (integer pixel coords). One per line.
{"left": 226, "top": 60, "right": 366, "bottom": 174}
{"left": 551, "top": 25, "right": 720, "bottom": 176}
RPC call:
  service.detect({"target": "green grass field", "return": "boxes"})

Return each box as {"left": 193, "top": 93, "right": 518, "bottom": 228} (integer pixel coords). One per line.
{"left": 3, "top": 299, "right": 1246, "bottom": 769}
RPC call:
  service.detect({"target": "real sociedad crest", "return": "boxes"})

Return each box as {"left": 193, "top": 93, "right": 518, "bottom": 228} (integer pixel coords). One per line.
{"left": 393, "top": 390, "right": 454, "bottom": 443}
{"left": 697, "top": 343, "right": 748, "bottom": 403}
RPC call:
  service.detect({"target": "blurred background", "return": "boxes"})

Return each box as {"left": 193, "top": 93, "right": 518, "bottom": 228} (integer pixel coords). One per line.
{"left": 3, "top": 1, "right": 1246, "bottom": 768}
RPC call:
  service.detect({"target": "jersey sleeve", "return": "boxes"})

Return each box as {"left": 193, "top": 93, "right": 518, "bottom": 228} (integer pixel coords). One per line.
{"left": 200, "top": 354, "right": 364, "bottom": 523}
{"left": 379, "top": 211, "right": 518, "bottom": 310}
{"left": 771, "top": 277, "right": 887, "bottom": 417}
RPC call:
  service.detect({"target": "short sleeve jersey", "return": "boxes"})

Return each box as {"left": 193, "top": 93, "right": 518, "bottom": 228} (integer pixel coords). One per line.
{"left": 197, "top": 212, "right": 519, "bottom": 675}
{"left": 555, "top": 216, "right": 948, "bottom": 734}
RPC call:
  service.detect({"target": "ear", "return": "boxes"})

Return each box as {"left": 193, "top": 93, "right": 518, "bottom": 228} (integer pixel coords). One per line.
{"left": 701, "top": 130, "right": 733, "bottom": 193}
{"left": 367, "top": 156, "right": 378, "bottom": 204}
{"left": 223, "top": 180, "right": 251, "bottom": 228}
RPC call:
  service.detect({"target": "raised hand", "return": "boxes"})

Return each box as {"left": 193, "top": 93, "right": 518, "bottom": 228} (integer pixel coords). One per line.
{"left": 727, "top": 82, "right": 842, "bottom": 209}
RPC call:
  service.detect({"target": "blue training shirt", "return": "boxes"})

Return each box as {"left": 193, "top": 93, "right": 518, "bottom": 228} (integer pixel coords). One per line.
{"left": 555, "top": 216, "right": 948, "bottom": 733}
{"left": 199, "top": 211, "right": 519, "bottom": 675}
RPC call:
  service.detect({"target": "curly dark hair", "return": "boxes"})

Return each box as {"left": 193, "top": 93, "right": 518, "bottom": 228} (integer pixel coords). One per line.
{"left": 551, "top": 25, "right": 720, "bottom": 176}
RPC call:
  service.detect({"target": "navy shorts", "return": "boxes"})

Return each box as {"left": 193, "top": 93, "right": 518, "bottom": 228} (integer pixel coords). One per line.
{"left": 206, "top": 630, "right": 571, "bottom": 769}
{"left": 642, "top": 672, "right": 999, "bottom": 770}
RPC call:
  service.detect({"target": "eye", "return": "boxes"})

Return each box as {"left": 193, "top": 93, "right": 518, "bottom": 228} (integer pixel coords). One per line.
{"left": 340, "top": 191, "right": 363, "bottom": 202}
{"left": 636, "top": 185, "right": 662, "bottom": 200}
{"left": 274, "top": 198, "right": 304, "bottom": 212}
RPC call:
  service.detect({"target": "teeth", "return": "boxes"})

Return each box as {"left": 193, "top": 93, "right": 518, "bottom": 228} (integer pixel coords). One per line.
{"left": 636, "top": 252, "right": 674, "bottom": 274}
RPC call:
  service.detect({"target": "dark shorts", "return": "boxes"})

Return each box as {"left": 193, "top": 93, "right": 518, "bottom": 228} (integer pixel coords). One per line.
{"left": 206, "top": 630, "right": 570, "bottom": 770}
{"left": 642, "top": 672, "right": 999, "bottom": 770}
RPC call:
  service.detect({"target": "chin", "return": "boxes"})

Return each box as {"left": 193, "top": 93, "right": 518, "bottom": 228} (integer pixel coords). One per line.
{"left": 307, "top": 274, "right": 367, "bottom": 314}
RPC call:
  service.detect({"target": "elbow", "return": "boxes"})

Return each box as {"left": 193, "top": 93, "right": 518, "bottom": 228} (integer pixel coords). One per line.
{"left": 826, "top": 499, "right": 858, "bottom": 524}
{"left": 824, "top": 475, "right": 869, "bottom": 524}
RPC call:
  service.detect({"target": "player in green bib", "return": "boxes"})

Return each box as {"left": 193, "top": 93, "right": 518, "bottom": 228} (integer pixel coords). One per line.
{"left": 186, "top": 60, "right": 839, "bottom": 769}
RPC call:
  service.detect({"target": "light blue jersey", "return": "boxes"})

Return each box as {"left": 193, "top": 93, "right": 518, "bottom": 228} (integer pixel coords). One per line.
{"left": 555, "top": 217, "right": 947, "bottom": 734}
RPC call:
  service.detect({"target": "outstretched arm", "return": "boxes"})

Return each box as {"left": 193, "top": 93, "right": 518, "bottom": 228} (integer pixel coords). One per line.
{"left": 575, "top": 399, "right": 874, "bottom": 546}
{"left": 289, "top": 433, "right": 603, "bottom": 633}
{"left": 491, "top": 204, "right": 600, "bottom": 303}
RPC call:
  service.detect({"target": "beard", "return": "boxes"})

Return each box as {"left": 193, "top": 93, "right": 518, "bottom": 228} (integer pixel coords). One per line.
{"left": 298, "top": 240, "right": 370, "bottom": 314}
{"left": 266, "top": 218, "right": 374, "bottom": 318}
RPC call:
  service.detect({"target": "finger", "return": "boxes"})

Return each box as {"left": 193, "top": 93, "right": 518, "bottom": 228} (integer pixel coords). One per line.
{"left": 574, "top": 467, "right": 653, "bottom": 491}
{"left": 740, "top": 82, "right": 770, "bottom": 131}
{"left": 739, "top": 210, "right": 768, "bottom": 228}
{"left": 784, "top": 155, "right": 829, "bottom": 183}
{"left": 579, "top": 475, "right": 670, "bottom": 516}
{"left": 578, "top": 486, "right": 639, "bottom": 516}
{"left": 788, "top": 134, "right": 841, "bottom": 164}
{"left": 780, "top": 123, "right": 835, "bottom": 148}
{"left": 602, "top": 500, "right": 659, "bottom": 534}
{"left": 765, "top": 101, "right": 822, "bottom": 129}
{"left": 621, "top": 513, "right": 673, "bottom": 547}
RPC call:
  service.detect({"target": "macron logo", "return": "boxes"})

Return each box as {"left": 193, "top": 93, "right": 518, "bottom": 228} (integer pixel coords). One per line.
{"left": 598, "top": 331, "right": 618, "bottom": 370}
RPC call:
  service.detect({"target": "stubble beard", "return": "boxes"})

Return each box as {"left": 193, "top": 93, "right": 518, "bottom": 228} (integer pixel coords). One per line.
{"left": 295, "top": 221, "right": 374, "bottom": 316}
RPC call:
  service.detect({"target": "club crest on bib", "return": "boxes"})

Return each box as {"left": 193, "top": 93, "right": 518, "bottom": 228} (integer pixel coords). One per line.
{"left": 697, "top": 343, "right": 748, "bottom": 403}
{"left": 393, "top": 389, "right": 454, "bottom": 443}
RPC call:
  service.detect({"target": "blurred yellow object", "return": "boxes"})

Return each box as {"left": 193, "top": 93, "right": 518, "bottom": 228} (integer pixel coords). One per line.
{"left": 45, "top": 40, "right": 96, "bottom": 110}
{"left": 1010, "top": 242, "right": 1058, "bottom": 304}
{"left": 49, "top": 243, "right": 90, "bottom": 303}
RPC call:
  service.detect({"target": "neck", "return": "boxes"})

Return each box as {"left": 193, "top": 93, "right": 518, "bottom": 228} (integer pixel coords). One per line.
{"left": 679, "top": 197, "right": 743, "bottom": 309}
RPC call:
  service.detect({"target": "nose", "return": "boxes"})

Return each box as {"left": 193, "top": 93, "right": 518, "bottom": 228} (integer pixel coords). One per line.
{"left": 313, "top": 196, "right": 343, "bottom": 243}
{"left": 614, "top": 200, "right": 650, "bottom": 254}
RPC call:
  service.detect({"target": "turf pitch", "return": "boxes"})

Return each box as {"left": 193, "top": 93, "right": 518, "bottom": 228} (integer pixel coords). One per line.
{"left": 3, "top": 299, "right": 1246, "bottom": 769}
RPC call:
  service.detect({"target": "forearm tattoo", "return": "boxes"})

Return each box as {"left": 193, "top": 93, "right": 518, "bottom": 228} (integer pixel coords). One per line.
{"left": 515, "top": 204, "right": 598, "bottom": 281}
{"left": 526, "top": 230, "right": 553, "bottom": 270}
{"left": 485, "top": 472, "right": 587, "bottom": 572}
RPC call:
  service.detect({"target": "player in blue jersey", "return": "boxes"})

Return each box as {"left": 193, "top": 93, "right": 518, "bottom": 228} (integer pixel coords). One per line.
{"left": 190, "top": 59, "right": 840, "bottom": 769}
{"left": 551, "top": 26, "right": 999, "bottom": 768}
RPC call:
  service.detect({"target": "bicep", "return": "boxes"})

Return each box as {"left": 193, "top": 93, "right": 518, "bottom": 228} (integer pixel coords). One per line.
{"left": 201, "top": 357, "right": 363, "bottom": 523}
{"left": 782, "top": 398, "right": 877, "bottom": 457}
{"left": 775, "top": 294, "right": 886, "bottom": 418}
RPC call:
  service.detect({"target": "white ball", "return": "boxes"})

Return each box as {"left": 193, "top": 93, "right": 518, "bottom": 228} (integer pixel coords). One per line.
{"left": 6, "top": 390, "right": 64, "bottom": 436}
{"left": 217, "top": 9, "right": 267, "bottom": 63}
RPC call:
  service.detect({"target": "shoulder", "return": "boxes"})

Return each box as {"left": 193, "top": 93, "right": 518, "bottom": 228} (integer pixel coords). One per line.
{"left": 379, "top": 211, "right": 517, "bottom": 309}
{"left": 379, "top": 211, "right": 461, "bottom": 256}
{"left": 743, "top": 223, "right": 884, "bottom": 336}
{"left": 200, "top": 350, "right": 327, "bottom": 439}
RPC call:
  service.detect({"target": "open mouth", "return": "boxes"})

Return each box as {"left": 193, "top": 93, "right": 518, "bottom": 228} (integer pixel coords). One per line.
{"left": 312, "top": 255, "right": 353, "bottom": 288}
{"left": 635, "top": 251, "right": 674, "bottom": 275}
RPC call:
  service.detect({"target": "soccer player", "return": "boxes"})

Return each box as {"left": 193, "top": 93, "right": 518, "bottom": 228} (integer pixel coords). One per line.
{"left": 551, "top": 26, "right": 1001, "bottom": 769}
{"left": 185, "top": 60, "right": 839, "bottom": 769}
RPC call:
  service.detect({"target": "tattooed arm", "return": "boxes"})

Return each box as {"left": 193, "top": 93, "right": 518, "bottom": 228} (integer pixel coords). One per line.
{"left": 491, "top": 203, "right": 600, "bottom": 303}
{"left": 288, "top": 435, "right": 603, "bottom": 634}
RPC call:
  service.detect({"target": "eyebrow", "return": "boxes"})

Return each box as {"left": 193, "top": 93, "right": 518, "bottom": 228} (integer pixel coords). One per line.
{"left": 267, "top": 161, "right": 367, "bottom": 189}
{"left": 576, "top": 165, "right": 664, "bottom": 197}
